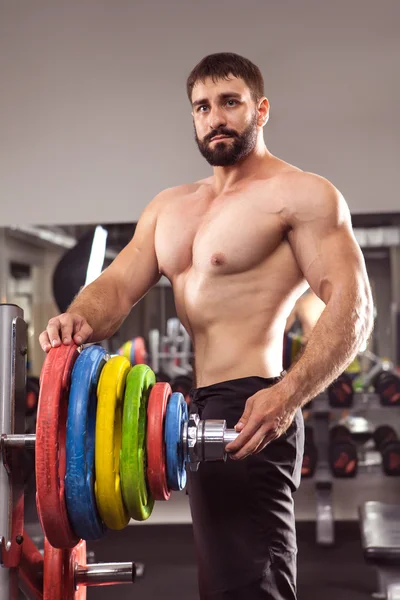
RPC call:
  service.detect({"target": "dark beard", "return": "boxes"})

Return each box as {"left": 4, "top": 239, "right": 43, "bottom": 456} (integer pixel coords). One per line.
{"left": 194, "top": 112, "right": 258, "bottom": 167}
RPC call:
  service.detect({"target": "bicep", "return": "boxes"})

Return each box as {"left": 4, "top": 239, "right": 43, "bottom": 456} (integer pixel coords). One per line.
{"left": 101, "top": 199, "right": 162, "bottom": 308}
{"left": 288, "top": 182, "right": 369, "bottom": 305}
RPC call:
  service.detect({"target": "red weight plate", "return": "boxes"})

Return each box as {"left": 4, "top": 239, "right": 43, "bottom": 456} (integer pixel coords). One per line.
{"left": 44, "top": 537, "right": 63, "bottom": 600}
{"left": 64, "top": 540, "right": 87, "bottom": 600}
{"left": 36, "top": 345, "right": 80, "bottom": 549}
{"left": 146, "top": 382, "right": 171, "bottom": 501}
{"left": 134, "top": 337, "right": 147, "bottom": 365}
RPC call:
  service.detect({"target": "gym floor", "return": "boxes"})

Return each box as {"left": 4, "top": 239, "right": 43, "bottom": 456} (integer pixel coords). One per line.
{"left": 23, "top": 473, "right": 400, "bottom": 599}
{"left": 83, "top": 522, "right": 375, "bottom": 600}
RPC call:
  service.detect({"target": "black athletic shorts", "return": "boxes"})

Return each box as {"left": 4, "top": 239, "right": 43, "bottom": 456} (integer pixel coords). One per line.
{"left": 186, "top": 375, "right": 304, "bottom": 600}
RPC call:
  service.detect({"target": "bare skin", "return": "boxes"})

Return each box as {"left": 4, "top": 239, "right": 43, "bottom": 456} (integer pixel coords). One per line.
{"left": 40, "top": 75, "right": 374, "bottom": 460}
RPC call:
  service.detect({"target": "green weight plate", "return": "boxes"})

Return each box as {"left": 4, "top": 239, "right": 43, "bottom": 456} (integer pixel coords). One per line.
{"left": 121, "top": 364, "right": 156, "bottom": 521}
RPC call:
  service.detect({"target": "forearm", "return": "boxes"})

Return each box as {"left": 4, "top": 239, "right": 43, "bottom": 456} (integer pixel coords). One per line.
{"left": 279, "top": 288, "right": 373, "bottom": 408}
{"left": 67, "top": 272, "right": 131, "bottom": 342}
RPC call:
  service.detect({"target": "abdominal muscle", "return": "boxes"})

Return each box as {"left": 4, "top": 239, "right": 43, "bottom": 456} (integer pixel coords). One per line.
{"left": 155, "top": 174, "right": 308, "bottom": 388}
{"left": 171, "top": 259, "right": 306, "bottom": 388}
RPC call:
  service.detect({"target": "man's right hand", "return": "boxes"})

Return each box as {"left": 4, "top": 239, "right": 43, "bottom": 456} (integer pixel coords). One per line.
{"left": 39, "top": 313, "right": 93, "bottom": 353}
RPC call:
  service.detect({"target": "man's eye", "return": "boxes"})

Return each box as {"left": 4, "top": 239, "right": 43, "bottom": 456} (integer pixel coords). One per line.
{"left": 198, "top": 105, "right": 208, "bottom": 112}
{"left": 226, "top": 100, "right": 238, "bottom": 106}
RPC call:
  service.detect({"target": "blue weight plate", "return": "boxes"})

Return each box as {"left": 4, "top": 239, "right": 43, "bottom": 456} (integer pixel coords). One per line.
{"left": 164, "top": 392, "right": 188, "bottom": 491}
{"left": 130, "top": 338, "right": 136, "bottom": 365}
{"left": 65, "top": 345, "right": 109, "bottom": 540}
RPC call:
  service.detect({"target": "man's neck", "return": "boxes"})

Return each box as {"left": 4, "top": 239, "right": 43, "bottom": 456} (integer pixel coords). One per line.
{"left": 211, "top": 142, "right": 272, "bottom": 195}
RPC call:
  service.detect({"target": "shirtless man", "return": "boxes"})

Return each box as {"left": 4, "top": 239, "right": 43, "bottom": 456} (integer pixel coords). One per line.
{"left": 40, "top": 53, "right": 373, "bottom": 599}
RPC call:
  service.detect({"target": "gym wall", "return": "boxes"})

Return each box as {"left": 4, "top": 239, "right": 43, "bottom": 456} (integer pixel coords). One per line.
{"left": 1, "top": 0, "right": 399, "bottom": 226}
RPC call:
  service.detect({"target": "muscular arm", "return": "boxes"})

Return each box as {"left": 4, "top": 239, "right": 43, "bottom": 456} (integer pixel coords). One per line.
{"left": 69, "top": 195, "right": 165, "bottom": 341}
{"left": 41, "top": 191, "right": 167, "bottom": 350}
{"left": 278, "top": 174, "right": 374, "bottom": 407}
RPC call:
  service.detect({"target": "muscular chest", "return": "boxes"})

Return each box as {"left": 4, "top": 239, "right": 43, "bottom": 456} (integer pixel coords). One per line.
{"left": 155, "top": 194, "right": 284, "bottom": 279}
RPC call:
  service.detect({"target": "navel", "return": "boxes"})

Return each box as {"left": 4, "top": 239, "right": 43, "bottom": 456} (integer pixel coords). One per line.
{"left": 210, "top": 252, "right": 226, "bottom": 266}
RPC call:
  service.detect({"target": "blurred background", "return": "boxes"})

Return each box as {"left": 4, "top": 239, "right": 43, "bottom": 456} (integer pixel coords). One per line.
{"left": 1, "top": 1, "right": 400, "bottom": 598}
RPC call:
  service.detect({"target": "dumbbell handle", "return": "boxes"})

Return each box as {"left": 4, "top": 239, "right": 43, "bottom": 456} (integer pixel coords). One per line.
{"left": 75, "top": 561, "right": 144, "bottom": 587}
{"left": 223, "top": 429, "right": 240, "bottom": 445}
{"left": 1, "top": 426, "right": 240, "bottom": 458}
{"left": 184, "top": 416, "right": 240, "bottom": 470}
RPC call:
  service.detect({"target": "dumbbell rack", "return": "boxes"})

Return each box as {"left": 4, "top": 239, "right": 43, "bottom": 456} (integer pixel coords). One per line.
{"left": 309, "top": 391, "right": 399, "bottom": 547}
{"left": 0, "top": 304, "right": 142, "bottom": 599}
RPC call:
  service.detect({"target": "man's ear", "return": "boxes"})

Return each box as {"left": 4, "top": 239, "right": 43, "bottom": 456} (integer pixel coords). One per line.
{"left": 258, "top": 97, "right": 270, "bottom": 126}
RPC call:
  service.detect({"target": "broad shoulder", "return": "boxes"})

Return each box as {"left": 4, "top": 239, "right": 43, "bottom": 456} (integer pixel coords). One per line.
{"left": 149, "top": 178, "right": 211, "bottom": 211}
{"left": 279, "top": 171, "right": 350, "bottom": 229}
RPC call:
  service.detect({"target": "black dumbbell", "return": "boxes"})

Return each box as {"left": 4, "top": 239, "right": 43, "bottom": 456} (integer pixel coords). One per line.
{"left": 328, "top": 373, "right": 354, "bottom": 408}
{"left": 170, "top": 374, "right": 193, "bottom": 405}
{"left": 373, "top": 425, "right": 400, "bottom": 476}
{"left": 329, "top": 425, "right": 358, "bottom": 477}
{"left": 374, "top": 372, "right": 400, "bottom": 407}
{"left": 301, "top": 426, "right": 318, "bottom": 478}
{"left": 155, "top": 371, "right": 171, "bottom": 383}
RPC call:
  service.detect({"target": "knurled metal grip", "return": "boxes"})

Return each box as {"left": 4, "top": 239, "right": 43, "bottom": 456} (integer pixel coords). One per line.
{"left": 182, "top": 414, "right": 239, "bottom": 471}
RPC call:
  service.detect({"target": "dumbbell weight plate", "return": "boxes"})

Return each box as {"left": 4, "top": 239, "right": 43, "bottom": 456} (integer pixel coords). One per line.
{"left": 373, "top": 425, "right": 400, "bottom": 476}
{"left": 120, "top": 364, "right": 156, "bottom": 521}
{"left": 328, "top": 373, "right": 354, "bottom": 408}
{"left": 118, "top": 340, "right": 133, "bottom": 362}
{"left": 329, "top": 424, "right": 358, "bottom": 478}
{"left": 65, "top": 346, "right": 108, "bottom": 540}
{"left": 156, "top": 371, "right": 170, "bottom": 383}
{"left": 330, "top": 424, "right": 353, "bottom": 442}
{"left": 170, "top": 374, "right": 193, "bottom": 405}
{"left": 36, "top": 345, "right": 80, "bottom": 549}
{"left": 147, "top": 382, "right": 171, "bottom": 501}
{"left": 373, "top": 424, "right": 398, "bottom": 449}
{"left": 375, "top": 372, "right": 400, "bottom": 406}
{"left": 329, "top": 441, "right": 358, "bottom": 477}
{"left": 95, "top": 356, "right": 130, "bottom": 530}
{"left": 165, "top": 392, "right": 188, "bottom": 491}
{"left": 382, "top": 441, "right": 400, "bottom": 476}
{"left": 134, "top": 337, "right": 147, "bottom": 365}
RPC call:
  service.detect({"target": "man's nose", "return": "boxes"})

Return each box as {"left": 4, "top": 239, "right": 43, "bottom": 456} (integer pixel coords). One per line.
{"left": 209, "top": 106, "right": 227, "bottom": 130}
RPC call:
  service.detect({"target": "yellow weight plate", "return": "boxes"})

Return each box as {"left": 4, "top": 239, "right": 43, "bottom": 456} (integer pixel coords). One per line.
{"left": 95, "top": 355, "right": 130, "bottom": 530}
{"left": 123, "top": 341, "right": 132, "bottom": 362}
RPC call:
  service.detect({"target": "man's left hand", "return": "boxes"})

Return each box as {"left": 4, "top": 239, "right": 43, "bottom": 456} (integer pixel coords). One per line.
{"left": 225, "top": 387, "right": 297, "bottom": 460}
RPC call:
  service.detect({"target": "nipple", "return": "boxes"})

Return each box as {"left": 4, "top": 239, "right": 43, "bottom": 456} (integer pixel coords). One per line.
{"left": 210, "top": 252, "right": 226, "bottom": 266}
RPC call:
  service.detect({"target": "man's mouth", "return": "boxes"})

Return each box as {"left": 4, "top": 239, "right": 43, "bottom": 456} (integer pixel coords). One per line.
{"left": 210, "top": 135, "right": 232, "bottom": 142}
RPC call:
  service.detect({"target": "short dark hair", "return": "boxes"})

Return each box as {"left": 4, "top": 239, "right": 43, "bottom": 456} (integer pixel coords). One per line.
{"left": 186, "top": 52, "right": 264, "bottom": 103}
